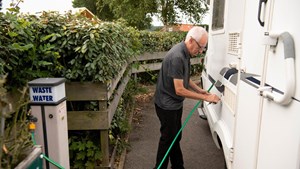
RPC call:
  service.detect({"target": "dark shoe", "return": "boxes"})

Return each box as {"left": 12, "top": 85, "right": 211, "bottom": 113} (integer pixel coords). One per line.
{"left": 199, "top": 107, "right": 207, "bottom": 120}
{"left": 199, "top": 114, "right": 207, "bottom": 120}
{"left": 171, "top": 166, "right": 185, "bottom": 169}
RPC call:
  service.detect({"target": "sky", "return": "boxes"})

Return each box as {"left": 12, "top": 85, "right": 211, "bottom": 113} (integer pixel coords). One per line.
{"left": 2, "top": 0, "right": 74, "bottom": 14}
{"left": 2, "top": 0, "right": 164, "bottom": 25}
{"left": 1, "top": 0, "right": 208, "bottom": 25}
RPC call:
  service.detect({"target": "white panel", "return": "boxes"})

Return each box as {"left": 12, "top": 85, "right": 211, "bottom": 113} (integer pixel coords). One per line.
{"left": 232, "top": 82, "right": 261, "bottom": 169}
{"left": 45, "top": 101, "right": 70, "bottom": 169}
{"left": 257, "top": 0, "right": 300, "bottom": 168}
{"left": 257, "top": 101, "right": 300, "bottom": 169}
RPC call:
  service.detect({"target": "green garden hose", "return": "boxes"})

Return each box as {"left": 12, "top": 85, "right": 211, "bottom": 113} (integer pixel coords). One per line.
{"left": 157, "top": 83, "right": 214, "bottom": 169}
{"left": 31, "top": 132, "right": 65, "bottom": 169}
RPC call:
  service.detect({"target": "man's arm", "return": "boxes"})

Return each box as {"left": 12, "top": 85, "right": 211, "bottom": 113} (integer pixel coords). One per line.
{"left": 173, "top": 79, "right": 219, "bottom": 103}
{"left": 189, "top": 79, "right": 208, "bottom": 94}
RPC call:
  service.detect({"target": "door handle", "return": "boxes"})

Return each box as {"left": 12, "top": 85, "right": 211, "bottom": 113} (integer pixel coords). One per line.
{"left": 258, "top": 0, "right": 268, "bottom": 27}
{"left": 262, "top": 32, "right": 296, "bottom": 105}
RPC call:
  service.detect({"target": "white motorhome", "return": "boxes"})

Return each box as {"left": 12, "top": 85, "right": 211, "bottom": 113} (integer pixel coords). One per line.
{"left": 199, "top": 0, "right": 300, "bottom": 169}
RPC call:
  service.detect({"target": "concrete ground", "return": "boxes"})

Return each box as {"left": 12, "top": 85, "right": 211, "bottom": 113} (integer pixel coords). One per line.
{"left": 123, "top": 85, "right": 225, "bottom": 169}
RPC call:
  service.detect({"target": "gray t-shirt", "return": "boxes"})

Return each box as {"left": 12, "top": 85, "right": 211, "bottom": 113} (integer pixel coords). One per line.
{"left": 154, "top": 42, "right": 191, "bottom": 110}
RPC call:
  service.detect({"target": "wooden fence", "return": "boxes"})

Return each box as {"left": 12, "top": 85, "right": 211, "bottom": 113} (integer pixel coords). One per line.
{"left": 131, "top": 51, "right": 203, "bottom": 73}
{"left": 4, "top": 52, "right": 203, "bottom": 169}
{"left": 65, "top": 63, "right": 130, "bottom": 169}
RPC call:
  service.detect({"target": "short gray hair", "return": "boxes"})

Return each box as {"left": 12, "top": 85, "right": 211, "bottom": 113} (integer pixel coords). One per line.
{"left": 185, "top": 26, "right": 207, "bottom": 42}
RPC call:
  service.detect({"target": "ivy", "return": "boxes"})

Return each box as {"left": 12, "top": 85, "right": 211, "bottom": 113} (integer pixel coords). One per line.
{"left": 0, "top": 7, "right": 190, "bottom": 168}
{"left": 69, "top": 131, "right": 102, "bottom": 169}
{"left": 1, "top": 11, "right": 141, "bottom": 89}
{"left": 1, "top": 10, "right": 188, "bottom": 90}
{"left": 0, "top": 11, "right": 64, "bottom": 89}
{"left": 139, "top": 30, "right": 186, "bottom": 53}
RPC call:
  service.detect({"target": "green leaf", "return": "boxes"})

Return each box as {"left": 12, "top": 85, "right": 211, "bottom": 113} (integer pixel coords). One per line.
{"left": 94, "top": 151, "right": 102, "bottom": 160}
{"left": 87, "top": 149, "right": 94, "bottom": 157}
{"left": 90, "top": 33, "right": 94, "bottom": 40}
{"left": 41, "top": 33, "right": 55, "bottom": 42}
{"left": 11, "top": 43, "right": 34, "bottom": 51}
{"left": 8, "top": 31, "right": 18, "bottom": 37}
{"left": 38, "top": 61, "right": 53, "bottom": 66}
{"left": 78, "top": 142, "right": 86, "bottom": 151}
{"left": 69, "top": 141, "right": 79, "bottom": 150}
{"left": 70, "top": 59, "right": 76, "bottom": 65}
{"left": 5, "top": 65, "right": 13, "bottom": 70}
{"left": 50, "top": 35, "right": 57, "bottom": 42}
{"left": 85, "top": 161, "right": 95, "bottom": 169}
{"left": 74, "top": 46, "right": 81, "bottom": 52}
{"left": 76, "top": 151, "right": 86, "bottom": 160}
{"left": 91, "top": 62, "right": 95, "bottom": 69}
{"left": 74, "top": 162, "right": 84, "bottom": 169}
{"left": 81, "top": 43, "right": 88, "bottom": 53}
{"left": 86, "top": 141, "right": 94, "bottom": 148}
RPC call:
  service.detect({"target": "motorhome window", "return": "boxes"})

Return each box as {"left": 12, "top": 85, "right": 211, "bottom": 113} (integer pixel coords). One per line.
{"left": 212, "top": 0, "right": 225, "bottom": 30}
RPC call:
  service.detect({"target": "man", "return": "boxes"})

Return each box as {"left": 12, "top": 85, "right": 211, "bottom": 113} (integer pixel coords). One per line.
{"left": 154, "top": 26, "right": 220, "bottom": 169}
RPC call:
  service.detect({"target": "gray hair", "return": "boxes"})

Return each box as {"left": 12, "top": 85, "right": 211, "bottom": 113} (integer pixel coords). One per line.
{"left": 185, "top": 26, "right": 207, "bottom": 42}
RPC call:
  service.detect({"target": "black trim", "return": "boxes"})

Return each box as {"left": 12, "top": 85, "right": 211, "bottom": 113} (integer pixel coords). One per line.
{"left": 224, "top": 68, "right": 238, "bottom": 79}
{"left": 220, "top": 67, "right": 230, "bottom": 76}
{"left": 208, "top": 74, "right": 216, "bottom": 84}
{"left": 30, "top": 97, "right": 66, "bottom": 106}
{"left": 292, "top": 97, "right": 300, "bottom": 102}
{"left": 245, "top": 77, "right": 261, "bottom": 86}
{"left": 243, "top": 76, "right": 300, "bottom": 103}
{"left": 258, "top": 0, "right": 268, "bottom": 26}
{"left": 207, "top": 72, "right": 300, "bottom": 103}
{"left": 241, "top": 76, "right": 261, "bottom": 89}
{"left": 207, "top": 74, "right": 224, "bottom": 93}
{"left": 41, "top": 106, "right": 50, "bottom": 169}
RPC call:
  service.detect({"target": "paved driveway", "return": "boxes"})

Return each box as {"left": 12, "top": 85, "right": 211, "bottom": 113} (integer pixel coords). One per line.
{"left": 124, "top": 86, "right": 225, "bottom": 169}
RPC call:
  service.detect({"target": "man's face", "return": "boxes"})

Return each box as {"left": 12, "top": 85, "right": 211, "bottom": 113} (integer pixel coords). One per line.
{"left": 191, "top": 36, "right": 207, "bottom": 56}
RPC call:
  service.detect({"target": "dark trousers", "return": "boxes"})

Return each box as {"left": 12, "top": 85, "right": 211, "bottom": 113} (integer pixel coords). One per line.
{"left": 154, "top": 104, "right": 184, "bottom": 169}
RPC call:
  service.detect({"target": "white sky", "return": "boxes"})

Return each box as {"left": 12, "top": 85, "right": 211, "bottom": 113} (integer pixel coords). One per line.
{"left": 2, "top": 0, "right": 74, "bottom": 14}
{"left": 1, "top": 0, "right": 209, "bottom": 25}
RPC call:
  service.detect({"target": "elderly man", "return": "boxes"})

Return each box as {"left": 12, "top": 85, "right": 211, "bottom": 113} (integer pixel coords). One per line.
{"left": 153, "top": 26, "right": 220, "bottom": 169}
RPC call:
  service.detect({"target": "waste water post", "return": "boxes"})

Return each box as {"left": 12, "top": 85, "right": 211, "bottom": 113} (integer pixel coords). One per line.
{"left": 28, "top": 78, "right": 70, "bottom": 169}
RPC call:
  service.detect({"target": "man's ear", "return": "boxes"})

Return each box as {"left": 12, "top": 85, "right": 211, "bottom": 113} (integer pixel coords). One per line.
{"left": 188, "top": 37, "right": 193, "bottom": 45}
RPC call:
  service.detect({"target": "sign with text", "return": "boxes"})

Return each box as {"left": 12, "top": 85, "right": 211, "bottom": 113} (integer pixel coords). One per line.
{"left": 28, "top": 78, "right": 66, "bottom": 104}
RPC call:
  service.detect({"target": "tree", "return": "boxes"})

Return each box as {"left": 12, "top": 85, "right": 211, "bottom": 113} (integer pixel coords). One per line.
{"left": 97, "top": 0, "right": 158, "bottom": 29}
{"left": 158, "top": 0, "right": 209, "bottom": 26}
{"left": 72, "top": 0, "right": 156, "bottom": 29}
{"left": 72, "top": 0, "right": 208, "bottom": 29}
{"left": 72, "top": 0, "right": 97, "bottom": 14}
{"left": 72, "top": 0, "right": 116, "bottom": 21}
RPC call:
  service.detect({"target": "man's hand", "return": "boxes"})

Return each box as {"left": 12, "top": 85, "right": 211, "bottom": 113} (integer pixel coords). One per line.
{"left": 200, "top": 90, "right": 210, "bottom": 95}
{"left": 205, "top": 93, "right": 220, "bottom": 103}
